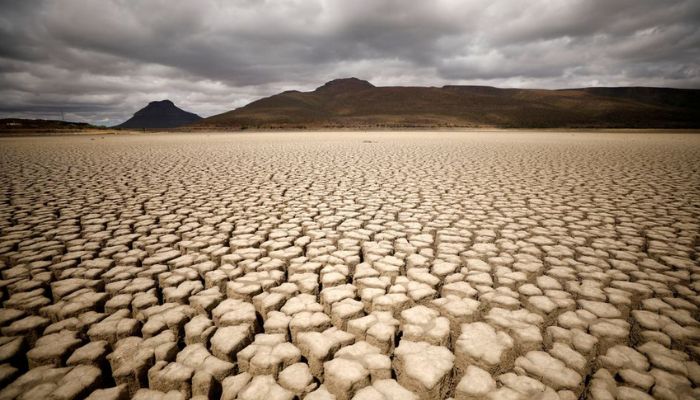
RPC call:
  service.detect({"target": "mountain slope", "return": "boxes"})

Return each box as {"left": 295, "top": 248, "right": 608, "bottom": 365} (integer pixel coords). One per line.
{"left": 198, "top": 78, "right": 700, "bottom": 129}
{"left": 118, "top": 100, "right": 201, "bottom": 129}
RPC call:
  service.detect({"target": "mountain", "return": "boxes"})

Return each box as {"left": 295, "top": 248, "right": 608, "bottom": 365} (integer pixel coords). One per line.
{"left": 196, "top": 78, "right": 700, "bottom": 129}
{"left": 117, "top": 100, "right": 201, "bottom": 129}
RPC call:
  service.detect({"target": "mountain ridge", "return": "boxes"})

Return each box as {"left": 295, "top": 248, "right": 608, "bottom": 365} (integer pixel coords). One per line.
{"left": 195, "top": 78, "right": 700, "bottom": 129}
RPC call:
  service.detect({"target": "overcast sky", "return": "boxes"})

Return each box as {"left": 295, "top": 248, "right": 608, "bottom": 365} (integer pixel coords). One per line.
{"left": 1, "top": 0, "right": 699, "bottom": 126}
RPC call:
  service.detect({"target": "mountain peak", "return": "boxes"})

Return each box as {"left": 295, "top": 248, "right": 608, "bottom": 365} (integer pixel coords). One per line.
{"left": 315, "top": 77, "right": 375, "bottom": 92}
{"left": 148, "top": 99, "right": 175, "bottom": 106}
{"left": 117, "top": 100, "right": 201, "bottom": 129}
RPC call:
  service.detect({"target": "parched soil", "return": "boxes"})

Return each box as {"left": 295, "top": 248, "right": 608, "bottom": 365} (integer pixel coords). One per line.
{"left": 0, "top": 131, "right": 698, "bottom": 400}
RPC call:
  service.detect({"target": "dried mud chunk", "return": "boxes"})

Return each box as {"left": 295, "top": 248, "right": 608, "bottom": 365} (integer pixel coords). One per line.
{"left": 320, "top": 284, "right": 357, "bottom": 314}
{"left": 371, "top": 292, "right": 411, "bottom": 316}
{"left": 263, "top": 311, "right": 291, "bottom": 337}
{"left": 278, "top": 362, "right": 316, "bottom": 396}
{"left": 132, "top": 292, "right": 159, "bottom": 314}
{"left": 142, "top": 249, "right": 181, "bottom": 267}
{"left": 0, "top": 315, "right": 50, "bottom": 347}
{"left": 162, "top": 280, "right": 203, "bottom": 304}
{"left": 496, "top": 372, "right": 560, "bottom": 399}
{"left": 51, "top": 365, "right": 103, "bottom": 400}
{"left": 330, "top": 298, "right": 364, "bottom": 329}
{"left": 632, "top": 309, "right": 673, "bottom": 331}
{"left": 616, "top": 386, "right": 654, "bottom": 400}
{"left": 324, "top": 358, "right": 371, "bottom": 400}
{"left": 84, "top": 385, "right": 129, "bottom": 400}
{"left": 393, "top": 340, "right": 454, "bottom": 400}
{"left": 455, "top": 321, "right": 514, "bottom": 374}
{"left": 237, "top": 334, "right": 301, "bottom": 377}
{"left": 454, "top": 365, "right": 497, "bottom": 400}
{"left": 289, "top": 310, "right": 332, "bottom": 341}
{"left": 108, "top": 341, "right": 155, "bottom": 394}
{"left": 650, "top": 367, "right": 696, "bottom": 398}
{"left": 51, "top": 278, "right": 103, "bottom": 301}
{"left": 184, "top": 315, "right": 216, "bottom": 346}
{"left": 140, "top": 303, "right": 196, "bottom": 339}
{"left": 0, "top": 364, "right": 101, "bottom": 400}
{"left": 430, "top": 296, "right": 480, "bottom": 339}
{"left": 237, "top": 374, "right": 295, "bottom": 400}
{"left": 578, "top": 300, "right": 622, "bottom": 319}
{"left": 484, "top": 307, "right": 544, "bottom": 352}
{"left": 297, "top": 327, "right": 354, "bottom": 378}
{"left": 0, "top": 365, "right": 68, "bottom": 399}
{"left": 0, "top": 364, "right": 18, "bottom": 388}
{"left": 66, "top": 340, "right": 109, "bottom": 367}
{"left": 398, "top": 279, "right": 437, "bottom": 304}
{"left": 104, "top": 294, "right": 132, "bottom": 313}
{"left": 212, "top": 298, "right": 258, "bottom": 328}
{"left": 44, "top": 290, "right": 109, "bottom": 320}
{"left": 618, "top": 368, "right": 654, "bottom": 391}
{"left": 353, "top": 379, "right": 418, "bottom": 400}
{"left": 280, "top": 293, "right": 324, "bottom": 315}
{"left": 0, "top": 309, "right": 25, "bottom": 328}
{"left": 191, "top": 370, "right": 219, "bottom": 398}
{"left": 347, "top": 311, "right": 399, "bottom": 354}
{"left": 0, "top": 336, "right": 26, "bottom": 367}
{"left": 226, "top": 279, "right": 262, "bottom": 301}
{"left": 3, "top": 288, "right": 51, "bottom": 313}
{"left": 589, "top": 318, "right": 630, "bottom": 353}
{"left": 587, "top": 369, "right": 617, "bottom": 400}
{"left": 514, "top": 350, "right": 582, "bottom": 391}
{"left": 176, "top": 343, "right": 235, "bottom": 382}
{"left": 27, "top": 330, "right": 82, "bottom": 368}
{"left": 210, "top": 324, "right": 254, "bottom": 362}
{"left": 252, "top": 291, "right": 288, "bottom": 319}
{"left": 87, "top": 310, "right": 140, "bottom": 345}
{"left": 147, "top": 361, "right": 194, "bottom": 398}
{"left": 131, "top": 388, "right": 186, "bottom": 400}
{"left": 637, "top": 341, "right": 689, "bottom": 374}
{"left": 325, "top": 341, "right": 392, "bottom": 396}
{"left": 480, "top": 287, "right": 521, "bottom": 310}
{"left": 220, "top": 372, "right": 252, "bottom": 400}
{"left": 440, "top": 281, "right": 478, "bottom": 299}
{"left": 399, "top": 305, "right": 450, "bottom": 346}
{"left": 107, "top": 331, "right": 177, "bottom": 394}
{"left": 548, "top": 342, "right": 588, "bottom": 375}
{"left": 304, "top": 385, "right": 336, "bottom": 400}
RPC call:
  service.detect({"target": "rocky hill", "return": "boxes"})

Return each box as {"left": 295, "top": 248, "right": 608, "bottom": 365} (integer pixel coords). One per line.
{"left": 118, "top": 100, "right": 201, "bottom": 129}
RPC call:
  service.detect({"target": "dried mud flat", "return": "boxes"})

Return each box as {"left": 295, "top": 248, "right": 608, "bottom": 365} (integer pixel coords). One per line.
{"left": 0, "top": 131, "right": 699, "bottom": 400}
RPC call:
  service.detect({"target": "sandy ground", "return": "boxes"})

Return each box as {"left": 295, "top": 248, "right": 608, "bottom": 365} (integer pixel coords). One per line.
{"left": 0, "top": 131, "right": 699, "bottom": 400}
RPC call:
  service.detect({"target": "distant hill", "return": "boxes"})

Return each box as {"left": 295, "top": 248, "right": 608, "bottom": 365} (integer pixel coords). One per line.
{"left": 0, "top": 118, "right": 98, "bottom": 133}
{"left": 117, "top": 100, "right": 201, "bottom": 129}
{"left": 196, "top": 78, "right": 700, "bottom": 129}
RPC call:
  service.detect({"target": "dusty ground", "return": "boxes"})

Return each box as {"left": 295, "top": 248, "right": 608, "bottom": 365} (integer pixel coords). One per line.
{"left": 0, "top": 131, "right": 699, "bottom": 400}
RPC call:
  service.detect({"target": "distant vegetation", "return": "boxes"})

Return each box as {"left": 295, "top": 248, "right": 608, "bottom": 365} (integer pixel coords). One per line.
{"left": 0, "top": 118, "right": 101, "bottom": 134}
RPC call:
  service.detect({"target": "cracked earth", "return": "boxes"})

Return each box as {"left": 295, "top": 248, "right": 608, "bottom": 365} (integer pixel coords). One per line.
{"left": 0, "top": 131, "right": 699, "bottom": 400}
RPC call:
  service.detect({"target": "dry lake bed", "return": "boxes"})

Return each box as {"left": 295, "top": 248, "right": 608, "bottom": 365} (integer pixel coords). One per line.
{"left": 0, "top": 131, "right": 699, "bottom": 400}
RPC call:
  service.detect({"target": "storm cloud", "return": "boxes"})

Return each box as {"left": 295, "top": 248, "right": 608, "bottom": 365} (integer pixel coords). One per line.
{"left": 1, "top": 0, "right": 698, "bottom": 126}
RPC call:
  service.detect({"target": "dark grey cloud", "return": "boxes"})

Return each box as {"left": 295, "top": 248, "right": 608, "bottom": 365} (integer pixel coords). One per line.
{"left": 0, "top": 0, "right": 698, "bottom": 126}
